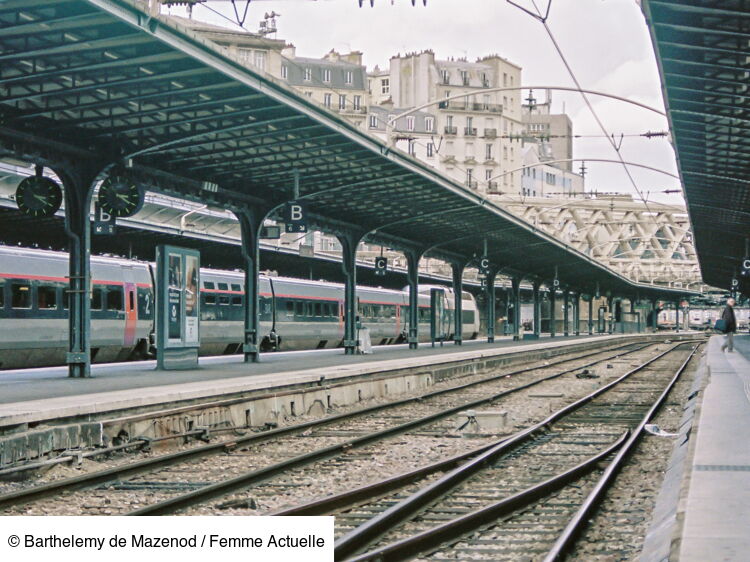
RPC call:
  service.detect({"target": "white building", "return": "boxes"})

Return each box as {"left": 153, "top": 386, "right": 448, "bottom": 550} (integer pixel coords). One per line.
{"left": 519, "top": 142, "right": 584, "bottom": 198}
{"left": 370, "top": 51, "right": 524, "bottom": 195}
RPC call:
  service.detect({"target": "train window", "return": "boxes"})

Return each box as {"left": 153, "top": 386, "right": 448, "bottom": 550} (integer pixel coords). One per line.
{"left": 219, "top": 295, "right": 230, "bottom": 305}
{"left": 218, "top": 282, "right": 229, "bottom": 291}
{"left": 11, "top": 282, "right": 31, "bottom": 309}
{"left": 128, "top": 291, "right": 135, "bottom": 311}
{"left": 331, "top": 303, "right": 339, "bottom": 317}
{"left": 231, "top": 284, "right": 241, "bottom": 292}
{"left": 107, "top": 287, "right": 124, "bottom": 311}
{"left": 286, "top": 301, "right": 294, "bottom": 317}
{"left": 91, "top": 287, "right": 103, "bottom": 310}
{"left": 204, "top": 282, "right": 215, "bottom": 290}
{"left": 37, "top": 285, "right": 57, "bottom": 309}
{"left": 305, "top": 302, "right": 313, "bottom": 317}
{"left": 295, "top": 301, "right": 304, "bottom": 317}
{"left": 231, "top": 296, "right": 242, "bottom": 306}
{"left": 204, "top": 294, "right": 216, "bottom": 305}
{"left": 462, "top": 310, "right": 475, "bottom": 324}
{"left": 314, "top": 302, "right": 322, "bottom": 317}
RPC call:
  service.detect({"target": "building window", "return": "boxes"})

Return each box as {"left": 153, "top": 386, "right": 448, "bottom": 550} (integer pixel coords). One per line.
{"left": 381, "top": 78, "right": 390, "bottom": 94}
{"left": 345, "top": 70, "right": 353, "bottom": 84}
{"left": 339, "top": 94, "right": 346, "bottom": 110}
{"left": 427, "top": 142, "right": 434, "bottom": 157}
{"left": 467, "top": 168, "right": 474, "bottom": 184}
{"left": 322, "top": 68, "right": 331, "bottom": 82}
{"left": 305, "top": 91, "right": 313, "bottom": 98}
{"left": 408, "top": 139, "right": 416, "bottom": 156}
{"left": 466, "top": 143, "right": 474, "bottom": 158}
{"left": 441, "top": 69, "right": 450, "bottom": 84}
{"left": 425, "top": 117, "right": 434, "bottom": 132}
{"left": 446, "top": 115, "right": 454, "bottom": 127}
{"left": 323, "top": 93, "right": 332, "bottom": 107}
{"left": 353, "top": 95, "right": 361, "bottom": 110}
{"left": 253, "top": 51, "right": 266, "bottom": 70}
{"left": 369, "top": 114, "right": 378, "bottom": 128}
{"left": 480, "top": 72, "right": 489, "bottom": 87}
{"left": 387, "top": 114, "right": 395, "bottom": 127}
{"left": 485, "top": 169, "right": 493, "bottom": 180}
{"left": 460, "top": 70, "right": 469, "bottom": 85}
{"left": 503, "top": 146, "right": 508, "bottom": 160}
{"left": 304, "top": 67, "right": 312, "bottom": 81}
{"left": 483, "top": 94, "right": 490, "bottom": 110}
{"left": 406, "top": 116, "right": 415, "bottom": 131}
{"left": 281, "top": 65, "right": 288, "bottom": 79}
{"left": 503, "top": 73, "right": 508, "bottom": 87}
{"left": 485, "top": 144, "right": 493, "bottom": 160}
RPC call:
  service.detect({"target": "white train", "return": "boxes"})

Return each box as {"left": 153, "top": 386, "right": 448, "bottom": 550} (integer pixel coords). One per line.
{"left": 658, "top": 307, "right": 749, "bottom": 330}
{"left": 0, "top": 246, "right": 480, "bottom": 369}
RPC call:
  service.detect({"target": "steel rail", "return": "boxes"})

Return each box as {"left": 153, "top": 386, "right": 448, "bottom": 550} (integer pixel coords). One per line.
{"left": 333, "top": 342, "right": 692, "bottom": 560}
{"left": 0, "top": 341, "right": 643, "bottom": 511}
{"left": 543, "top": 344, "right": 700, "bottom": 561}
{"left": 345, "top": 432, "right": 630, "bottom": 562}
{"left": 125, "top": 343, "right": 662, "bottom": 516}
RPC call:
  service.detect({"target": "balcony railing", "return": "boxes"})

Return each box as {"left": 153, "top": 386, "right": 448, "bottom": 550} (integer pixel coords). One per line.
{"left": 464, "top": 127, "right": 477, "bottom": 136}
{"left": 484, "top": 128, "right": 497, "bottom": 138}
{"left": 438, "top": 101, "right": 503, "bottom": 113}
{"left": 465, "top": 179, "right": 478, "bottom": 189}
{"left": 444, "top": 126, "right": 458, "bottom": 135}
{"left": 487, "top": 181, "right": 498, "bottom": 190}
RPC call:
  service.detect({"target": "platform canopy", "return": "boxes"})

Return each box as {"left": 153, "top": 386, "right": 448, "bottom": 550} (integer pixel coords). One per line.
{"left": 642, "top": 0, "right": 750, "bottom": 294}
{"left": 0, "top": 0, "right": 692, "bottom": 300}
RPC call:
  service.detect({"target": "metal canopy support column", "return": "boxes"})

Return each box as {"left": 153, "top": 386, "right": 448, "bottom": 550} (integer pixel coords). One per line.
{"left": 405, "top": 249, "right": 423, "bottom": 350}
{"left": 532, "top": 281, "right": 541, "bottom": 337}
{"left": 607, "top": 296, "right": 615, "bottom": 334}
{"left": 511, "top": 276, "right": 521, "bottom": 341}
{"left": 452, "top": 262, "right": 465, "bottom": 345}
{"left": 588, "top": 296, "right": 594, "bottom": 335}
{"left": 573, "top": 292, "right": 580, "bottom": 336}
{"left": 237, "top": 209, "right": 261, "bottom": 363}
{"left": 651, "top": 299, "right": 659, "bottom": 333}
{"left": 60, "top": 165, "right": 101, "bottom": 378}
{"left": 675, "top": 300, "right": 680, "bottom": 333}
{"left": 563, "top": 290, "right": 570, "bottom": 337}
{"left": 338, "top": 232, "right": 362, "bottom": 355}
{"left": 550, "top": 287, "right": 557, "bottom": 338}
{"left": 486, "top": 268, "right": 498, "bottom": 343}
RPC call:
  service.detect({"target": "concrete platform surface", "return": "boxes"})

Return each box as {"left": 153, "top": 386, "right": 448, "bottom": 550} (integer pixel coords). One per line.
{"left": 0, "top": 333, "right": 662, "bottom": 427}
{"left": 679, "top": 334, "right": 750, "bottom": 561}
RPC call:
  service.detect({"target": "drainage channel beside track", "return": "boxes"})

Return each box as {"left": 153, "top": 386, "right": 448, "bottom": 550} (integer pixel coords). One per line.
{"left": 0, "top": 340, "right": 674, "bottom": 515}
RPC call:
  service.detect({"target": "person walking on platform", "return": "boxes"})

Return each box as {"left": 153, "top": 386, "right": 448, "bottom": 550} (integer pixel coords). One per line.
{"left": 720, "top": 297, "right": 737, "bottom": 352}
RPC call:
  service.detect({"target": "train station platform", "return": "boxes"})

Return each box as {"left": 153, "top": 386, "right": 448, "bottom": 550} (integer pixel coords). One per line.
{"left": 0, "top": 333, "right": 675, "bottom": 430}
{"left": 677, "top": 334, "right": 750, "bottom": 561}
{"left": 643, "top": 334, "right": 750, "bottom": 561}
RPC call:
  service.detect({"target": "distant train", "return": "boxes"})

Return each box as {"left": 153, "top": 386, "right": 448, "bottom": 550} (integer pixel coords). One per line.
{"left": 658, "top": 307, "right": 749, "bottom": 331}
{"left": 0, "top": 246, "right": 480, "bottom": 370}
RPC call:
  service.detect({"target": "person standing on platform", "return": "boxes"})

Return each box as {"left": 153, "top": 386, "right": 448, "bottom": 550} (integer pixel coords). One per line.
{"left": 720, "top": 297, "right": 737, "bottom": 352}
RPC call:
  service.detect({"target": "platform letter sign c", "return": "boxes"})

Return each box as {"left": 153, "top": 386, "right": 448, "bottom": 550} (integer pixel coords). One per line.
{"left": 285, "top": 201, "right": 308, "bottom": 233}
{"left": 479, "top": 256, "right": 490, "bottom": 276}
{"left": 375, "top": 256, "right": 387, "bottom": 276}
{"left": 741, "top": 258, "right": 750, "bottom": 277}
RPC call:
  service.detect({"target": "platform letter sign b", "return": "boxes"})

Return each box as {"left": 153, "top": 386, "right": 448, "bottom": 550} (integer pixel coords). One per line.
{"left": 93, "top": 202, "right": 116, "bottom": 235}
{"left": 285, "top": 201, "right": 308, "bottom": 233}
{"left": 375, "top": 256, "right": 388, "bottom": 276}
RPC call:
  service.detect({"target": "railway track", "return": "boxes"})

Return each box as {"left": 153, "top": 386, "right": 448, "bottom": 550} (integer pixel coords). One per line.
{"left": 322, "top": 343, "right": 698, "bottom": 561}
{"left": 0, "top": 340, "right": 690, "bottom": 518}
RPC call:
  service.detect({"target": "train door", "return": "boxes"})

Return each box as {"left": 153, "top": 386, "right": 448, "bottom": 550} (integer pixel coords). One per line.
{"left": 121, "top": 265, "right": 137, "bottom": 346}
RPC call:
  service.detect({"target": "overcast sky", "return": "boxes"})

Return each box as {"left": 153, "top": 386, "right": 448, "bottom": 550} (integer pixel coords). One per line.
{"left": 165, "top": 0, "right": 683, "bottom": 205}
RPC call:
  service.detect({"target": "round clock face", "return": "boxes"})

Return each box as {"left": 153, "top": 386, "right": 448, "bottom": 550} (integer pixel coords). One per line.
{"left": 15, "top": 176, "right": 63, "bottom": 217}
{"left": 97, "top": 175, "right": 143, "bottom": 217}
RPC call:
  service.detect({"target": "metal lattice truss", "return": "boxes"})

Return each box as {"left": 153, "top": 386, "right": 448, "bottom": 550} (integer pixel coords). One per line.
{"left": 500, "top": 197, "right": 702, "bottom": 290}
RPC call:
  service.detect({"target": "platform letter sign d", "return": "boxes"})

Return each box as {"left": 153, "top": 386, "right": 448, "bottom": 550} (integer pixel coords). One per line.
{"left": 285, "top": 201, "right": 308, "bottom": 233}
{"left": 375, "top": 256, "right": 388, "bottom": 276}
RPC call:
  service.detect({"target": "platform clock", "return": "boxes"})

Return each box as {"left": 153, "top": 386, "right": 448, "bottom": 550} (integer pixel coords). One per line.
{"left": 15, "top": 176, "right": 63, "bottom": 217}
{"left": 97, "top": 175, "right": 144, "bottom": 217}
